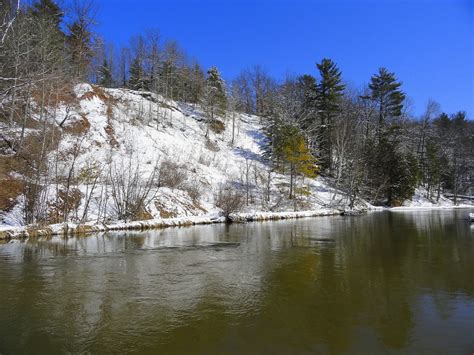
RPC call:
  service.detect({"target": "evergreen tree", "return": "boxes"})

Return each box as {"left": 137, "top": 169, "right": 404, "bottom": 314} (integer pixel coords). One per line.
{"left": 98, "top": 58, "right": 113, "bottom": 87}
{"left": 29, "top": 0, "right": 65, "bottom": 68}
{"left": 31, "top": 0, "right": 63, "bottom": 30}
{"left": 202, "top": 66, "right": 227, "bottom": 136}
{"left": 315, "top": 58, "right": 345, "bottom": 173}
{"left": 364, "top": 67, "right": 405, "bottom": 137}
{"left": 128, "top": 57, "right": 145, "bottom": 90}
{"left": 370, "top": 129, "right": 419, "bottom": 206}
{"left": 67, "top": 17, "right": 92, "bottom": 79}
{"left": 296, "top": 74, "right": 318, "bottom": 130}
{"left": 273, "top": 124, "right": 318, "bottom": 199}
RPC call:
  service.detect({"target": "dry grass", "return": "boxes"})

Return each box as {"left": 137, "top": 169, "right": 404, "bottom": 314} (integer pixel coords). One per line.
{"left": 31, "top": 83, "right": 77, "bottom": 107}
{"left": 205, "top": 139, "right": 220, "bottom": 152}
{"left": 134, "top": 205, "right": 153, "bottom": 220}
{"left": 210, "top": 119, "right": 225, "bottom": 134}
{"left": 0, "top": 176, "right": 22, "bottom": 212}
{"left": 63, "top": 115, "right": 91, "bottom": 135}
{"left": 0, "top": 151, "right": 33, "bottom": 213}
{"left": 154, "top": 202, "right": 178, "bottom": 218}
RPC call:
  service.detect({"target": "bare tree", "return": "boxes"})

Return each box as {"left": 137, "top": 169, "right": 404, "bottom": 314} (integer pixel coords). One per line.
{"left": 215, "top": 183, "right": 245, "bottom": 219}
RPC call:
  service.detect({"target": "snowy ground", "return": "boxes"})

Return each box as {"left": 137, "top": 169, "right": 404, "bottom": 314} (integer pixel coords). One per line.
{"left": 0, "top": 84, "right": 471, "bottom": 234}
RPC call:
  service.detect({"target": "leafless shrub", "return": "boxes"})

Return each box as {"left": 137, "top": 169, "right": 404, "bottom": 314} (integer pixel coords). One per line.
{"left": 48, "top": 188, "right": 82, "bottom": 224}
{"left": 159, "top": 159, "right": 187, "bottom": 189}
{"left": 205, "top": 138, "right": 220, "bottom": 152}
{"left": 108, "top": 158, "right": 159, "bottom": 221}
{"left": 198, "top": 152, "right": 212, "bottom": 166}
{"left": 215, "top": 184, "right": 245, "bottom": 218}
{"left": 182, "top": 180, "right": 203, "bottom": 203}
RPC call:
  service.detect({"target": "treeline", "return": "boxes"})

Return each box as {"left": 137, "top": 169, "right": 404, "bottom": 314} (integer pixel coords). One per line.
{"left": 1, "top": 0, "right": 473, "bottom": 210}
{"left": 237, "top": 62, "right": 474, "bottom": 206}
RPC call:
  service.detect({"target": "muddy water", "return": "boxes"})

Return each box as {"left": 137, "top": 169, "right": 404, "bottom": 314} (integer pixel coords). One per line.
{"left": 0, "top": 210, "right": 473, "bottom": 354}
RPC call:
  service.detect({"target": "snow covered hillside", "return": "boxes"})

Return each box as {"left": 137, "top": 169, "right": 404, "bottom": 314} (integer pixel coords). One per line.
{"left": 0, "top": 84, "right": 467, "bottom": 229}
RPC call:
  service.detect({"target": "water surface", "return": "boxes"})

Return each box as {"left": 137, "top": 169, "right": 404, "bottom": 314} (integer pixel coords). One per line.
{"left": 1, "top": 210, "right": 473, "bottom": 354}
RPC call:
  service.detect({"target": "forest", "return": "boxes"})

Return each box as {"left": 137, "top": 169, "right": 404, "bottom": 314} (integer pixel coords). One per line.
{"left": 1, "top": 0, "right": 473, "bottom": 227}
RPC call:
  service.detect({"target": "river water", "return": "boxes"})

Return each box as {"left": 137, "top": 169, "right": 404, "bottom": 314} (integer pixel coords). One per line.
{"left": 0, "top": 210, "right": 473, "bottom": 354}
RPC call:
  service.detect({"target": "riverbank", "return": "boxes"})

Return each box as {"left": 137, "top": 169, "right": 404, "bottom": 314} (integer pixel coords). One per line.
{"left": 0, "top": 209, "right": 342, "bottom": 241}
{"left": 2, "top": 204, "right": 473, "bottom": 241}
{"left": 389, "top": 204, "right": 474, "bottom": 211}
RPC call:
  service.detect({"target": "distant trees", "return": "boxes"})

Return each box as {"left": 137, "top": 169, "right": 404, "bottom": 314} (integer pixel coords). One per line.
{"left": 431, "top": 111, "right": 473, "bottom": 203}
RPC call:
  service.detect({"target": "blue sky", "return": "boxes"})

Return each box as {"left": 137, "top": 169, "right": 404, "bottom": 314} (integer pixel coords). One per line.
{"left": 95, "top": 0, "right": 473, "bottom": 117}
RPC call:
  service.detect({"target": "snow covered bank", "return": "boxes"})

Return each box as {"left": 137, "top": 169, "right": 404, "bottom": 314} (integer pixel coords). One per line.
{"left": 1, "top": 84, "right": 470, "bottom": 234}
{"left": 0, "top": 209, "right": 343, "bottom": 240}
{"left": 0, "top": 84, "right": 366, "bottom": 229}
{"left": 389, "top": 205, "right": 473, "bottom": 212}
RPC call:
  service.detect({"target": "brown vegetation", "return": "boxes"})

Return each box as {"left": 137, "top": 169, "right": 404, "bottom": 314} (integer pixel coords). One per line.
{"left": 159, "top": 160, "right": 187, "bottom": 189}
{"left": 215, "top": 184, "right": 246, "bottom": 218}
{"left": 0, "top": 176, "right": 22, "bottom": 212}
{"left": 209, "top": 119, "right": 225, "bottom": 134}
{"left": 63, "top": 114, "right": 90, "bottom": 135}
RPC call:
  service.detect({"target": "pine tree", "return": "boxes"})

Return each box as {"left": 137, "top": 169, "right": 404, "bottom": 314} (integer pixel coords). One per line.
{"left": 361, "top": 68, "right": 408, "bottom": 205}
{"left": 128, "top": 57, "right": 145, "bottom": 90}
{"left": 30, "top": 0, "right": 65, "bottom": 68}
{"left": 364, "top": 67, "right": 405, "bottom": 137}
{"left": 296, "top": 74, "right": 318, "bottom": 130}
{"left": 98, "top": 58, "right": 113, "bottom": 87}
{"left": 315, "top": 58, "right": 345, "bottom": 173}
{"left": 31, "top": 0, "right": 63, "bottom": 30}
{"left": 67, "top": 18, "right": 92, "bottom": 79}
{"left": 202, "top": 66, "right": 227, "bottom": 136}
{"left": 370, "top": 129, "right": 419, "bottom": 206}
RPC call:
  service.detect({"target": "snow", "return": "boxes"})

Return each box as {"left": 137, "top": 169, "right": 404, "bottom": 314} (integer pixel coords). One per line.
{"left": 391, "top": 187, "right": 473, "bottom": 210}
{"left": 1, "top": 84, "right": 472, "bottom": 237}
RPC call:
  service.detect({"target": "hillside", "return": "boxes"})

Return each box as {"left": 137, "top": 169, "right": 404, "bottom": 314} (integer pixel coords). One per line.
{"left": 0, "top": 84, "right": 467, "bottom": 230}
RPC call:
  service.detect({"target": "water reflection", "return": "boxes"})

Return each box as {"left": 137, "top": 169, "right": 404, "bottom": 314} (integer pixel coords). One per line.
{"left": 0, "top": 210, "right": 473, "bottom": 353}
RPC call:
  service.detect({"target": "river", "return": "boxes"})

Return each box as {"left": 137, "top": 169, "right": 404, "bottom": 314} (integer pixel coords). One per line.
{"left": 0, "top": 210, "right": 473, "bottom": 354}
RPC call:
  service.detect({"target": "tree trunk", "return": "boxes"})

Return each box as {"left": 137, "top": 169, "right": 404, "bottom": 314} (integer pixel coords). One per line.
{"left": 289, "top": 164, "right": 294, "bottom": 199}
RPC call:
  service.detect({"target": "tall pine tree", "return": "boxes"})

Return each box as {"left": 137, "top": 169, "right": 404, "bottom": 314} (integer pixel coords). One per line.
{"left": 362, "top": 68, "right": 409, "bottom": 205}
{"left": 364, "top": 67, "right": 405, "bottom": 138}
{"left": 315, "top": 58, "right": 345, "bottom": 173}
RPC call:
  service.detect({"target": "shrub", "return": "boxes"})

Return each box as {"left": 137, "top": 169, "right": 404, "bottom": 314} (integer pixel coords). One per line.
{"left": 205, "top": 138, "right": 220, "bottom": 152}
{"left": 209, "top": 119, "right": 225, "bottom": 134}
{"left": 215, "top": 184, "right": 245, "bottom": 218}
{"left": 159, "top": 160, "right": 187, "bottom": 189}
{"left": 182, "top": 181, "right": 203, "bottom": 203}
